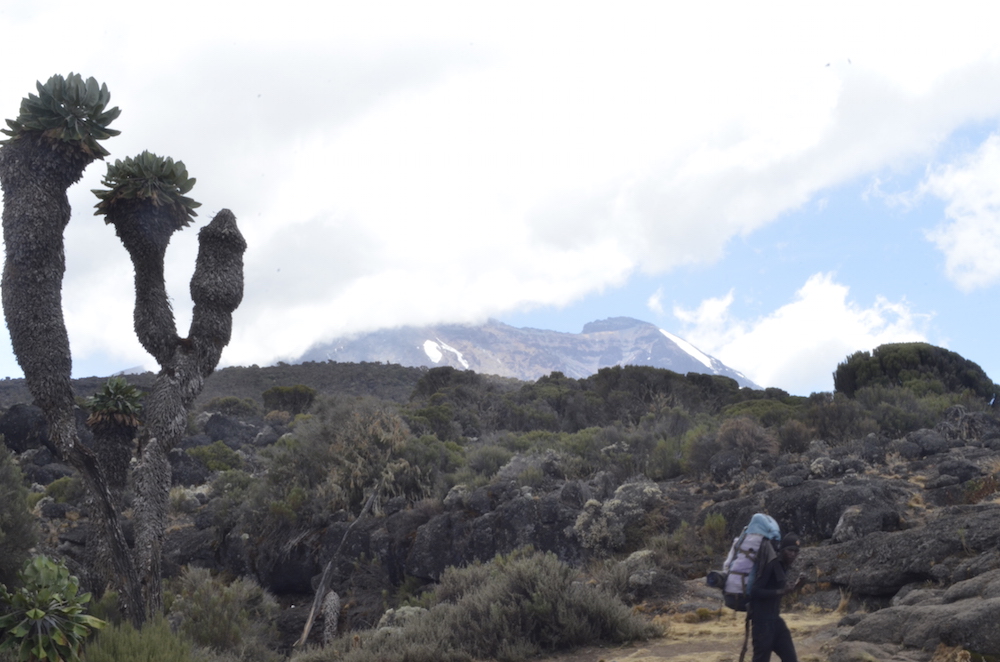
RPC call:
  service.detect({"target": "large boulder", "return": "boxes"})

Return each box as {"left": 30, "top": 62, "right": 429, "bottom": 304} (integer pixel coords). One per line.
{"left": 814, "top": 478, "right": 908, "bottom": 539}
{"left": 204, "top": 413, "right": 259, "bottom": 449}
{"left": 707, "top": 475, "right": 915, "bottom": 543}
{"left": 169, "top": 448, "right": 212, "bottom": 487}
{"left": 706, "top": 480, "right": 827, "bottom": 541}
{"left": 831, "top": 504, "right": 901, "bottom": 544}
{"left": 797, "top": 503, "right": 1000, "bottom": 597}
{"left": 0, "top": 404, "right": 48, "bottom": 454}
{"left": 845, "top": 597, "right": 1000, "bottom": 654}
{"left": 906, "top": 428, "right": 949, "bottom": 456}
{"left": 405, "top": 485, "right": 584, "bottom": 581}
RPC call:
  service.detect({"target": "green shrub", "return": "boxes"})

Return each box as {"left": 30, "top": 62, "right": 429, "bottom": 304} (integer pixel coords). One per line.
{"left": 262, "top": 385, "right": 316, "bottom": 415}
{"left": 166, "top": 567, "right": 279, "bottom": 657}
{"left": 646, "top": 436, "right": 686, "bottom": 480}
{"left": 86, "top": 617, "right": 193, "bottom": 662}
{"left": 516, "top": 465, "right": 545, "bottom": 488}
{"left": 298, "top": 548, "right": 660, "bottom": 662}
{"left": 44, "top": 476, "right": 85, "bottom": 504}
{"left": 682, "top": 425, "right": 720, "bottom": 477}
{"left": 853, "top": 384, "right": 969, "bottom": 437}
{"left": 0, "top": 556, "right": 105, "bottom": 662}
{"left": 722, "top": 399, "right": 796, "bottom": 427}
{"left": 0, "top": 445, "right": 37, "bottom": 587}
{"left": 187, "top": 441, "right": 242, "bottom": 472}
{"left": 262, "top": 409, "right": 292, "bottom": 426}
{"left": 465, "top": 444, "right": 512, "bottom": 478}
{"left": 398, "top": 435, "right": 466, "bottom": 497}
{"left": 586, "top": 551, "right": 681, "bottom": 605}
{"left": 87, "top": 590, "right": 124, "bottom": 627}
{"left": 834, "top": 342, "right": 998, "bottom": 401}
{"left": 202, "top": 397, "right": 261, "bottom": 418}
{"left": 700, "top": 512, "right": 729, "bottom": 554}
{"left": 777, "top": 419, "right": 812, "bottom": 454}
{"left": 716, "top": 417, "right": 776, "bottom": 464}
{"left": 804, "top": 392, "right": 878, "bottom": 444}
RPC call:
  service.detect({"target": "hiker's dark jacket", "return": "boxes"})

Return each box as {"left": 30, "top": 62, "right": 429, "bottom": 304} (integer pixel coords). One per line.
{"left": 750, "top": 554, "right": 787, "bottom": 620}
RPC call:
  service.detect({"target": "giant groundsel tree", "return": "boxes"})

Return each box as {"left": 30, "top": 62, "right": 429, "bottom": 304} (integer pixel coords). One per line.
{"left": 0, "top": 73, "right": 246, "bottom": 624}
{"left": 93, "top": 150, "right": 246, "bottom": 615}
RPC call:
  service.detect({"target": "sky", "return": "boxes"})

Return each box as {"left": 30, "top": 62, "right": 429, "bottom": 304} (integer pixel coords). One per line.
{"left": 1, "top": 2, "right": 1000, "bottom": 396}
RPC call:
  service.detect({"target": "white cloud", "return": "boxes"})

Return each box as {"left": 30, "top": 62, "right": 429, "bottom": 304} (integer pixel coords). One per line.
{"left": 673, "top": 290, "right": 745, "bottom": 351}
{"left": 0, "top": 3, "right": 999, "bottom": 377}
{"left": 922, "top": 133, "right": 1000, "bottom": 290}
{"left": 646, "top": 288, "right": 665, "bottom": 316}
{"left": 675, "top": 274, "right": 930, "bottom": 395}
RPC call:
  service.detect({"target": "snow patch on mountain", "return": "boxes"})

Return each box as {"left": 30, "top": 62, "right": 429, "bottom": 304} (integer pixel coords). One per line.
{"left": 423, "top": 339, "right": 470, "bottom": 369}
{"left": 423, "top": 340, "right": 443, "bottom": 363}
{"left": 659, "top": 329, "right": 713, "bottom": 370}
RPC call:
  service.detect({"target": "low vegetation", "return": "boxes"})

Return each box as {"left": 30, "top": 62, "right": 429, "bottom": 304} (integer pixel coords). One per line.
{"left": 291, "top": 548, "right": 660, "bottom": 662}
{"left": 0, "top": 341, "right": 997, "bottom": 661}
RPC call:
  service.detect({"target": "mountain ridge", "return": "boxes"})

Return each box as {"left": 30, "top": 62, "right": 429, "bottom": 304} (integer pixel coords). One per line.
{"left": 299, "top": 316, "right": 760, "bottom": 388}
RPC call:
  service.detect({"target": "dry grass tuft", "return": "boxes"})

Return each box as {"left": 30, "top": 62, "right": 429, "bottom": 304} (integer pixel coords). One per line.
{"left": 835, "top": 589, "right": 852, "bottom": 614}
{"left": 930, "top": 642, "right": 972, "bottom": 662}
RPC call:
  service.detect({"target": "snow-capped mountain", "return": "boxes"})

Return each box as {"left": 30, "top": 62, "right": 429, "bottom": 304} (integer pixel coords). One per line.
{"left": 298, "top": 317, "right": 760, "bottom": 389}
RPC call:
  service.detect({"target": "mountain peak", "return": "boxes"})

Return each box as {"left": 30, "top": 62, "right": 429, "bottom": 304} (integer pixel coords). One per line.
{"left": 581, "top": 317, "right": 653, "bottom": 334}
{"left": 300, "top": 318, "right": 760, "bottom": 388}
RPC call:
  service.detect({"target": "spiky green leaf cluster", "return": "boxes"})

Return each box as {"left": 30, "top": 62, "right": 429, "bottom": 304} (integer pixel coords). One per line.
{"left": 1, "top": 73, "right": 121, "bottom": 158}
{"left": 85, "top": 376, "right": 143, "bottom": 431}
{"left": 93, "top": 151, "right": 200, "bottom": 224}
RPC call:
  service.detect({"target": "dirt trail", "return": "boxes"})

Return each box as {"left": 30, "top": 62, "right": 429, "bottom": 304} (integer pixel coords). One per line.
{"left": 537, "top": 610, "right": 845, "bottom": 662}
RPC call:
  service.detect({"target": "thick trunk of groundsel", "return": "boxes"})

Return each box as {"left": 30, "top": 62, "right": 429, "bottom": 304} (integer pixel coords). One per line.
{"left": 0, "top": 135, "right": 146, "bottom": 628}
{"left": 189, "top": 209, "right": 246, "bottom": 373}
{"left": 106, "top": 201, "right": 180, "bottom": 367}
{"left": 0, "top": 135, "right": 82, "bottom": 415}
{"left": 93, "top": 425, "right": 136, "bottom": 508}
{"left": 132, "top": 208, "right": 246, "bottom": 615}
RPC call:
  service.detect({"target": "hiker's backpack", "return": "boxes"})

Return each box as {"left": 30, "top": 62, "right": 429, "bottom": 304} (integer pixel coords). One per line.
{"left": 708, "top": 513, "right": 780, "bottom": 612}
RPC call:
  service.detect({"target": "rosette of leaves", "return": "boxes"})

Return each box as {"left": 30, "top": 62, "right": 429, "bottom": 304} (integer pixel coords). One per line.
{"left": 93, "top": 151, "right": 200, "bottom": 228}
{"left": 0, "top": 556, "right": 106, "bottom": 662}
{"left": 85, "top": 376, "right": 143, "bottom": 434}
{"left": 0, "top": 73, "right": 120, "bottom": 157}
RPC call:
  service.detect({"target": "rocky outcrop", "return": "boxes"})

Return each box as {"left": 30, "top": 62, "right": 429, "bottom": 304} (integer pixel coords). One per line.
{"left": 705, "top": 475, "right": 912, "bottom": 543}
{"left": 828, "top": 570, "right": 1000, "bottom": 658}
{"left": 796, "top": 504, "right": 1000, "bottom": 597}
{"left": 405, "top": 481, "right": 585, "bottom": 581}
{"left": 0, "top": 403, "right": 49, "bottom": 454}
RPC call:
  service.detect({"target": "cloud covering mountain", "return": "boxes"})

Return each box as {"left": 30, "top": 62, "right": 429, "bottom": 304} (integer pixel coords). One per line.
{"left": 300, "top": 317, "right": 759, "bottom": 389}
{"left": 0, "top": 3, "right": 999, "bottom": 398}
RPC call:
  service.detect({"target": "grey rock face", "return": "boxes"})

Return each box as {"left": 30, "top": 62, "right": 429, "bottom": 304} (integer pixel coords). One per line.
{"left": 847, "top": 597, "right": 1000, "bottom": 653}
{"left": 797, "top": 504, "right": 1000, "bottom": 597}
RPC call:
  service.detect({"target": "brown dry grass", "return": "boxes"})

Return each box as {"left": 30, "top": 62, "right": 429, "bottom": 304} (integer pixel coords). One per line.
{"left": 536, "top": 609, "right": 843, "bottom": 662}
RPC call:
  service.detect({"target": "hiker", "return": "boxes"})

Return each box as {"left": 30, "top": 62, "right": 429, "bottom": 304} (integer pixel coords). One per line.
{"left": 749, "top": 532, "right": 804, "bottom": 662}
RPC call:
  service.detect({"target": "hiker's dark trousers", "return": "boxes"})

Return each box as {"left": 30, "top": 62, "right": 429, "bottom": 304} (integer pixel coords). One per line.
{"left": 751, "top": 616, "right": 797, "bottom": 662}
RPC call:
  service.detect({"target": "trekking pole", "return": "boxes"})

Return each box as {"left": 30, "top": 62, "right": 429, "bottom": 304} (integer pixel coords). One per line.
{"left": 738, "top": 607, "right": 751, "bottom": 662}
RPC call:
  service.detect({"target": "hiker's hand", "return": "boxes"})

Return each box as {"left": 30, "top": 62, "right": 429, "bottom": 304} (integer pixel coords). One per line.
{"left": 780, "top": 577, "right": 806, "bottom": 595}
